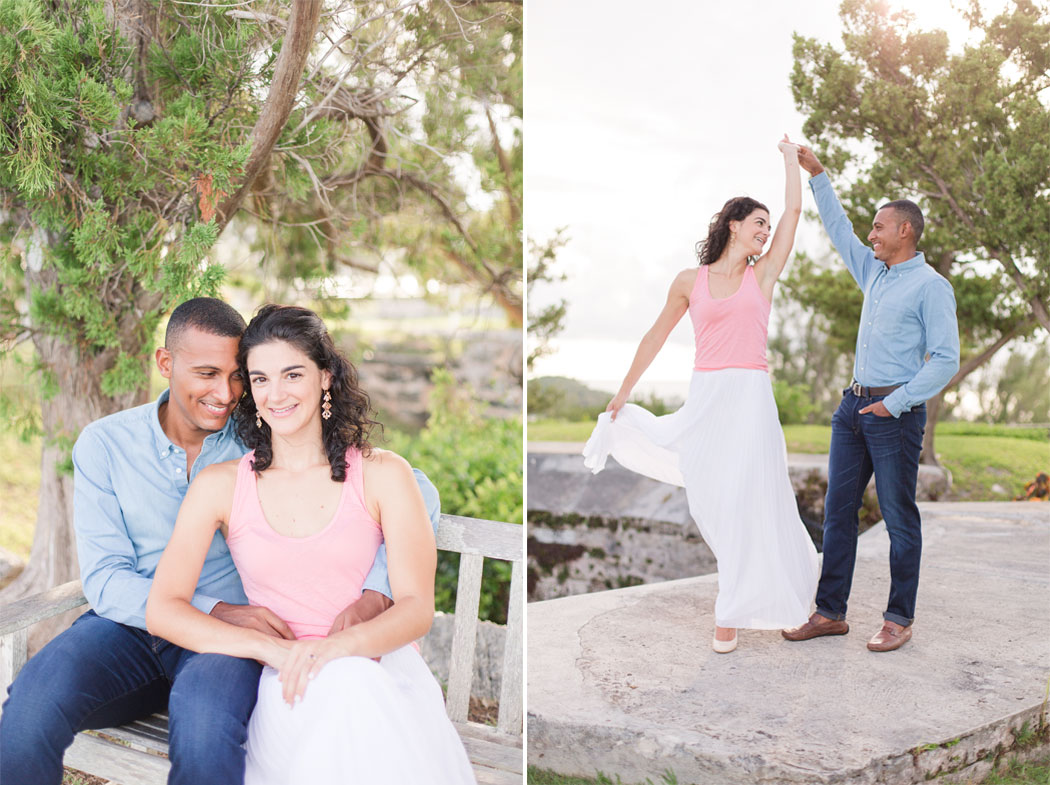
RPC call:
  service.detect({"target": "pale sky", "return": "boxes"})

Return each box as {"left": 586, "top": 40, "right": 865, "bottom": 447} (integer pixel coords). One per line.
{"left": 526, "top": 0, "right": 998, "bottom": 397}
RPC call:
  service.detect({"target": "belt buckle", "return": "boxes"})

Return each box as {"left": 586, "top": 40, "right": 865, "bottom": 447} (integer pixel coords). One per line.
{"left": 850, "top": 382, "right": 864, "bottom": 397}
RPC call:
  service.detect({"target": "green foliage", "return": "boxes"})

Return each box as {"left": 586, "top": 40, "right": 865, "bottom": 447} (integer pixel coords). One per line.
{"left": 528, "top": 230, "right": 569, "bottom": 370}
{"left": 789, "top": 0, "right": 1050, "bottom": 423}
{"left": 388, "top": 370, "right": 522, "bottom": 624}
{"left": 970, "top": 340, "right": 1050, "bottom": 424}
{"left": 528, "top": 376, "right": 610, "bottom": 421}
{"left": 771, "top": 380, "right": 819, "bottom": 425}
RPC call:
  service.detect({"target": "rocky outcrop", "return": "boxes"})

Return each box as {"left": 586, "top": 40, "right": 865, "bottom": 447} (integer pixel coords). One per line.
{"left": 527, "top": 446, "right": 951, "bottom": 601}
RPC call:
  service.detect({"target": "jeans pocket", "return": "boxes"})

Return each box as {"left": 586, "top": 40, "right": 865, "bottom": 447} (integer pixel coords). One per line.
{"left": 862, "top": 408, "right": 903, "bottom": 458}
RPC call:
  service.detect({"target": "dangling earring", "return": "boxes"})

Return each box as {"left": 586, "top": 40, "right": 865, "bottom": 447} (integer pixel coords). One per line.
{"left": 255, "top": 411, "right": 262, "bottom": 429}
{"left": 321, "top": 389, "right": 332, "bottom": 420}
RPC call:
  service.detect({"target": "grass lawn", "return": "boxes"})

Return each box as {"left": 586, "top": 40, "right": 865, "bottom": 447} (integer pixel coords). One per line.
{"left": 527, "top": 757, "right": 1050, "bottom": 784}
{"left": 0, "top": 428, "right": 41, "bottom": 560}
{"left": 528, "top": 419, "right": 1049, "bottom": 501}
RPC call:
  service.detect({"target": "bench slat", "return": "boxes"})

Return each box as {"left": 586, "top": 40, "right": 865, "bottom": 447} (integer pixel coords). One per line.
{"left": 497, "top": 559, "right": 524, "bottom": 735}
{"left": 446, "top": 552, "right": 483, "bottom": 722}
{"left": 65, "top": 732, "right": 169, "bottom": 785}
{"left": 436, "top": 516, "right": 522, "bottom": 562}
{"left": 459, "top": 732, "right": 524, "bottom": 773}
{"left": 0, "top": 628, "right": 27, "bottom": 702}
{"left": 474, "top": 765, "right": 526, "bottom": 785}
{"left": 90, "top": 724, "right": 170, "bottom": 755}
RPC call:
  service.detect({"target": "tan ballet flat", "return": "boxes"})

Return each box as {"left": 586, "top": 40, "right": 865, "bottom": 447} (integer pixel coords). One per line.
{"left": 712, "top": 631, "right": 738, "bottom": 653}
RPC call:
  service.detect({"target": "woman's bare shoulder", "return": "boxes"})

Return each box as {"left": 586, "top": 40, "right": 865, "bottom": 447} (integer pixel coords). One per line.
{"left": 361, "top": 448, "right": 412, "bottom": 478}
{"left": 671, "top": 267, "right": 699, "bottom": 295}
{"left": 192, "top": 458, "right": 241, "bottom": 489}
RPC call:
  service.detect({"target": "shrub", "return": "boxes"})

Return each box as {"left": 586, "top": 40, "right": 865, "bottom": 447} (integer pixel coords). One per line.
{"left": 388, "top": 369, "right": 523, "bottom": 624}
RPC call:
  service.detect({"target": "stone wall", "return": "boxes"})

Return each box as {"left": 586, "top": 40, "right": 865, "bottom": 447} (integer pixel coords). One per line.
{"left": 419, "top": 612, "right": 506, "bottom": 702}
{"left": 527, "top": 447, "right": 951, "bottom": 601}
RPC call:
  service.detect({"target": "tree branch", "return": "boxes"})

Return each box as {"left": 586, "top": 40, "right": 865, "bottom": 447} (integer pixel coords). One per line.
{"left": 215, "top": 0, "right": 323, "bottom": 233}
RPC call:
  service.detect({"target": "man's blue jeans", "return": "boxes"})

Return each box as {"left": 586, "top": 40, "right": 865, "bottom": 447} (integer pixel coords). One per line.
{"left": 0, "top": 610, "right": 261, "bottom": 785}
{"left": 815, "top": 390, "right": 926, "bottom": 627}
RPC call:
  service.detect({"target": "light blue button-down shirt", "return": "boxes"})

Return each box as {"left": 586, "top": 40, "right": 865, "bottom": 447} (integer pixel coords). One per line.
{"left": 73, "top": 389, "right": 439, "bottom": 631}
{"left": 809, "top": 172, "right": 960, "bottom": 417}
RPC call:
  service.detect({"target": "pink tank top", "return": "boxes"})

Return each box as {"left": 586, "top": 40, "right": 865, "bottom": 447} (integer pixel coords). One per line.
{"left": 225, "top": 449, "right": 383, "bottom": 640}
{"left": 689, "top": 265, "right": 770, "bottom": 372}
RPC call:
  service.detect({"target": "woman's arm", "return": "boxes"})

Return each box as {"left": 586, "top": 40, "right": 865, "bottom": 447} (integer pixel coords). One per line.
{"left": 606, "top": 269, "right": 694, "bottom": 419}
{"left": 145, "top": 464, "right": 291, "bottom": 667}
{"left": 754, "top": 136, "right": 802, "bottom": 297}
{"left": 276, "top": 450, "right": 436, "bottom": 704}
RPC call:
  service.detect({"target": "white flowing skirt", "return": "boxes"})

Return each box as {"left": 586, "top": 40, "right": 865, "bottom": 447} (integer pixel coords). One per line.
{"left": 582, "top": 368, "right": 819, "bottom": 629}
{"left": 245, "top": 645, "right": 476, "bottom": 785}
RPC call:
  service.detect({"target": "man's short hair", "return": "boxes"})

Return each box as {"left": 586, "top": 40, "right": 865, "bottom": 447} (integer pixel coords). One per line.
{"left": 880, "top": 199, "right": 925, "bottom": 245}
{"left": 165, "top": 298, "right": 247, "bottom": 350}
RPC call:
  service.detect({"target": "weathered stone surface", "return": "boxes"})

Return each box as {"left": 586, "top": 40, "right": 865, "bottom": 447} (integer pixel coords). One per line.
{"left": 527, "top": 502, "right": 1050, "bottom": 784}
{"left": 528, "top": 518, "right": 716, "bottom": 601}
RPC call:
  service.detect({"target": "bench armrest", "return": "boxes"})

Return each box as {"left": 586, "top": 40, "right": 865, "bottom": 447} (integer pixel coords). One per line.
{"left": 0, "top": 580, "right": 88, "bottom": 637}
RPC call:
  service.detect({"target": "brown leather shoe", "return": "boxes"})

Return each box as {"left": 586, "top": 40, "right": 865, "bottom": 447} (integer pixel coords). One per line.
{"left": 866, "top": 621, "right": 912, "bottom": 652}
{"left": 781, "top": 612, "right": 849, "bottom": 641}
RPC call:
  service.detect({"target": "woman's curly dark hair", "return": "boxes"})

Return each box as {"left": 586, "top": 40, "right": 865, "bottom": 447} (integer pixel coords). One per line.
{"left": 694, "top": 196, "right": 769, "bottom": 266}
{"left": 233, "top": 304, "right": 380, "bottom": 481}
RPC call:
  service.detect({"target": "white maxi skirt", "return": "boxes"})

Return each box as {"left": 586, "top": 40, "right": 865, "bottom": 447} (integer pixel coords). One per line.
{"left": 583, "top": 368, "right": 819, "bottom": 629}
{"left": 245, "top": 645, "right": 476, "bottom": 785}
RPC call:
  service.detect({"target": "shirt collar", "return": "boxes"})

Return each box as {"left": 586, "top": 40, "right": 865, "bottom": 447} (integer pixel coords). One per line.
{"left": 884, "top": 251, "right": 925, "bottom": 274}
{"left": 150, "top": 388, "right": 236, "bottom": 459}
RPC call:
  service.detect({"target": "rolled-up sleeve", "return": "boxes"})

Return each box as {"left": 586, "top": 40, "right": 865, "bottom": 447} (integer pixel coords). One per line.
{"left": 882, "top": 278, "right": 960, "bottom": 417}
{"left": 360, "top": 467, "right": 441, "bottom": 598}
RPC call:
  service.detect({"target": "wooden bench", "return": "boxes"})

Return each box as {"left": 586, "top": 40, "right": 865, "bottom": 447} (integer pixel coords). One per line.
{"left": 0, "top": 513, "right": 523, "bottom": 785}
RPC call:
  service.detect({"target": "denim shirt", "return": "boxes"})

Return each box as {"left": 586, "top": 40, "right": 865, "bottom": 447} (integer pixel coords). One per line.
{"left": 809, "top": 172, "right": 960, "bottom": 417}
{"left": 73, "top": 389, "right": 439, "bottom": 631}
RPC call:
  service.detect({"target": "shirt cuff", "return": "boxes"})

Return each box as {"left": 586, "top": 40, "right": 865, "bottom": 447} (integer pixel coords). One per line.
{"left": 193, "top": 594, "right": 223, "bottom": 616}
{"left": 808, "top": 170, "right": 830, "bottom": 190}
{"left": 882, "top": 390, "right": 907, "bottom": 418}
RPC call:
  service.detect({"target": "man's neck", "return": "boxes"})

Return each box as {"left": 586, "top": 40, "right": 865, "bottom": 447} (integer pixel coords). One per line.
{"left": 157, "top": 399, "right": 213, "bottom": 473}
{"left": 884, "top": 249, "right": 918, "bottom": 267}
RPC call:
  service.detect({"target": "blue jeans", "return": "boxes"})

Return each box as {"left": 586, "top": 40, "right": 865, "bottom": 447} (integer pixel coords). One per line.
{"left": 0, "top": 610, "right": 261, "bottom": 785}
{"left": 815, "top": 390, "right": 926, "bottom": 627}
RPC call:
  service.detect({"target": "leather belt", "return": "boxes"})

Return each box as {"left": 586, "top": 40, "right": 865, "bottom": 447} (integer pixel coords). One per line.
{"left": 850, "top": 382, "right": 902, "bottom": 397}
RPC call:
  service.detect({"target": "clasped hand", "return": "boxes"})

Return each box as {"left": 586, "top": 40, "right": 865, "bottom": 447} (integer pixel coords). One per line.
{"left": 265, "top": 636, "right": 348, "bottom": 706}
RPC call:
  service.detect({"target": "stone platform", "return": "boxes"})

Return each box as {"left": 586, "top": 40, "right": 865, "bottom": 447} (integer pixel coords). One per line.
{"left": 527, "top": 502, "right": 1050, "bottom": 784}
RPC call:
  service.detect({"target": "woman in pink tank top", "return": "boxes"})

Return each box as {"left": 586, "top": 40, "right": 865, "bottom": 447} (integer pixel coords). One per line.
{"left": 147, "top": 305, "right": 476, "bottom": 784}
{"left": 584, "top": 137, "right": 819, "bottom": 653}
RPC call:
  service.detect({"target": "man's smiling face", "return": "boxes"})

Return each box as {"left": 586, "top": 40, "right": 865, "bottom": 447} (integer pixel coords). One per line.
{"left": 157, "top": 326, "right": 244, "bottom": 436}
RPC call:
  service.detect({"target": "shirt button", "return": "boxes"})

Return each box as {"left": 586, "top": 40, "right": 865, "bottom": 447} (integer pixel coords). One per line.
{"left": 176, "top": 467, "right": 183, "bottom": 473}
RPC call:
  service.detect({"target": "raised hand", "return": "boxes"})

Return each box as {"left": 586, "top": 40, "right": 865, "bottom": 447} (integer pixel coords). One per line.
{"left": 796, "top": 145, "right": 825, "bottom": 177}
{"left": 210, "top": 601, "right": 296, "bottom": 640}
{"left": 777, "top": 133, "right": 799, "bottom": 156}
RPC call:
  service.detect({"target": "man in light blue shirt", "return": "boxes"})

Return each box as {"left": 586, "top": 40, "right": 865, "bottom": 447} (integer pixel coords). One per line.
{"left": 782, "top": 148, "right": 959, "bottom": 653}
{"left": 0, "top": 298, "right": 441, "bottom": 785}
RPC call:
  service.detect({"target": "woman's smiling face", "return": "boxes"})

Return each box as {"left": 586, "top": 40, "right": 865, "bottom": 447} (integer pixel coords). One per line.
{"left": 247, "top": 339, "right": 332, "bottom": 436}
{"left": 731, "top": 209, "right": 771, "bottom": 256}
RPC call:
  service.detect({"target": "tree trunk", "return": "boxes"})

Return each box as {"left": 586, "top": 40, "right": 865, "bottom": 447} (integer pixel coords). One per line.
{"left": 2, "top": 233, "right": 145, "bottom": 651}
{"left": 920, "top": 391, "right": 944, "bottom": 467}
{"left": 917, "top": 323, "right": 1032, "bottom": 467}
